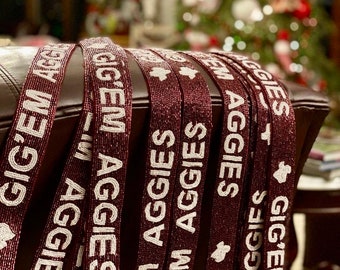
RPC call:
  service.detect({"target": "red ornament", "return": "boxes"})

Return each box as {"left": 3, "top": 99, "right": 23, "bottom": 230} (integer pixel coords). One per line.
{"left": 293, "top": 0, "right": 311, "bottom": 20}
{"left": 318, "top": 79, "right": 327, "bottom": 91}
{"left": 296, "top": 75, "right": 307, "bottom": 86}
{"left": 277, "top": 29, "right": 289, "bottom": 41}
{"left": 209, "top": 35, "right": 219, "bottom": 47}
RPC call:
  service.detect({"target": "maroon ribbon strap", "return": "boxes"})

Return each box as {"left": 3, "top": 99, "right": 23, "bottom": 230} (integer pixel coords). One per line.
{"left": 127, "top": 48, "right": 182, "bottom": 269}
{"left": 213, "top": 52, "right": 272, "bottom": 270}
{"left": 182, "top": 51, "right": 254, "bottom": 269}
{"left": 150, "top": 48, "right": 213, "bottom": 269}
{"left": 80, "top": 37, "right": 133, "bottom": 269}
{"left": 0, "top": 43, "right": 76, "bottom": 269}
{"left": 31, "top": 47, "right": 93, "bottom": 269}
{"left": 222, "top": 52, "right": 296, "bottom": 270}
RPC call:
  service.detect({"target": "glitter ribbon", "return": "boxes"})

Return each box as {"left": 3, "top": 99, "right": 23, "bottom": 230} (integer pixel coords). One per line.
{"left": 127, "top": 48, "right": 182, "bottom": 270}
{"left": 221, "top": 52, "right": 296, "bottom": 270}
{"left": 0, "top": 42, "right": 298, "bottom": 269}
{"left": 30, "top": 46, "right": 93, "bottom": 269}
{"left": 183, "top": 51, "right": 255, "bottom": 270}
{"left": 80, "top": 37, "right": 133, "bottom": 269}
{"left": 0, "top": 43, "right": 75, "bottom": 269}
{"left": 151, "top": 48, "right": 213, "bottom": 269}
{"left": 213, "top": 52, "right": 272, "bottom": 270}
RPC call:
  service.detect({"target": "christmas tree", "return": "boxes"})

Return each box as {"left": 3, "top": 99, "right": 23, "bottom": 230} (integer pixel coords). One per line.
{"left": 175, "top": 0, "right": 340, "bottom": 100}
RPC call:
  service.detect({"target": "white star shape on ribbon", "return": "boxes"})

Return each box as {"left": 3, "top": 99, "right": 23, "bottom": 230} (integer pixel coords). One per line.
{"left": 273, "top": 161, "right": 292, "bottom": 184}
{"left": 210, "top": 241, "right": 231, "bottom": 263}
{"left": 149, "top": 67, "right": 171, "bottom": 81}
{"left": 0, "top": 223, "right": 15, "bottom": 250}
{"left": 179, "top": 66, "right": 198, "bottom": 79}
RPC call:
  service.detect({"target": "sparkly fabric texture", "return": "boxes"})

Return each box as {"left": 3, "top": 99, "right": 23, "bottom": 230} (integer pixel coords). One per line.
{"left": 127, "top": 48, "right": 182, "bottom": 269}
{"left": 151, "top": 49, "right": 213, "bottom": 270}
{"left": 0, "top": 43, "right": 298, "bottom": 270}
{"left": 80, "top": 37, "right": 133, "bottom": 269}
{"left": 0, "top": 43, "right": 76, "bottom": 269}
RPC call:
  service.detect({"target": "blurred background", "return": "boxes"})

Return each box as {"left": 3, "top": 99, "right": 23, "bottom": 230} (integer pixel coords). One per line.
{"left": 1, "top": 1, "right": 340, "bottom": 269}
{"left": 1, "top": 0, "right": 339, "bottom": 98}
{"left": 0, "top": 0, "right": 339, "bottom": 102}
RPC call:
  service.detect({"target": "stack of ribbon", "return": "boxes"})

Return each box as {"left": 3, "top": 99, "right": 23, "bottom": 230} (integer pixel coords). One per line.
{"left": 0, "top": 37, "right": 297, "bottom": 269}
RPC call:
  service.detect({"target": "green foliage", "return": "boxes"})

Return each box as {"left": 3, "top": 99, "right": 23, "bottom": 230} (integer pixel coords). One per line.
{"left": 175, "top": 0, "right": 340, "bottom": 95}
